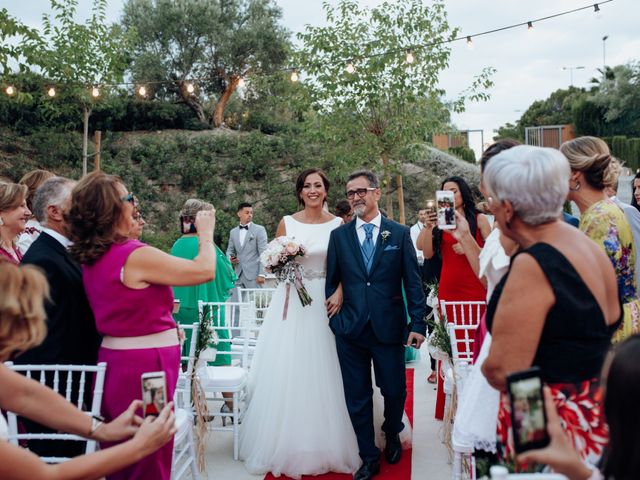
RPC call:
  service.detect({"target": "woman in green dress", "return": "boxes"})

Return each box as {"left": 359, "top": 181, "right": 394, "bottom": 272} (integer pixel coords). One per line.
{"left": 171, "top": 199, "right": 237, "bottom": 414}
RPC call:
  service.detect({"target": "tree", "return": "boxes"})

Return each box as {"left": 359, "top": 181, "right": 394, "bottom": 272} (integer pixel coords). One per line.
{"left": 6, "top": 0, "right": 133, "bottom": 175}
{"left": 590, "top": 62, "right": 640, "bottom": 136}
{"left": 122, "top": 0, "right": 290, "bottom": 127}
{"left": 295, "top": 0, "right": 493, "bottom": 223}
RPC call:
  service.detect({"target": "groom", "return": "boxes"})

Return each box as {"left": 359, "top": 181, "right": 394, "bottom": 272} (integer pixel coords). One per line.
{"left": 326, "top": 170, "right": 426, "bottom": 480}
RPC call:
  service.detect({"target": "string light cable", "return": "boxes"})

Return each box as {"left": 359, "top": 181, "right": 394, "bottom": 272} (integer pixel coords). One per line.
{"left": 1, "top": 1, "right": 613, "bottom": 96}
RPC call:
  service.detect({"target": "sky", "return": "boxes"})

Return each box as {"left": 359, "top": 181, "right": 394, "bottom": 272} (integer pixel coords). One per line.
{"left": 2, "top": 0, "right": 638, "bottom": 155}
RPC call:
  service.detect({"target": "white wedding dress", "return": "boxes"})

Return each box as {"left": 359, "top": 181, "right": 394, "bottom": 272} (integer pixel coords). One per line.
{"left": 239, "top": 216, "right": 360, "bottom": 478}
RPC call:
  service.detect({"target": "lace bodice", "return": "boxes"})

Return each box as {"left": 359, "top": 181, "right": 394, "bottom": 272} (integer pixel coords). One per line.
{"left": 283, "top": 216, "right": 342, "bottom": 280}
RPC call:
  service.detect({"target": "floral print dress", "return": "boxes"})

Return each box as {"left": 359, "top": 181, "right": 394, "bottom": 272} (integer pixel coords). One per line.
{"left": 581, "top": 199, "right": 640, "bottom": 341}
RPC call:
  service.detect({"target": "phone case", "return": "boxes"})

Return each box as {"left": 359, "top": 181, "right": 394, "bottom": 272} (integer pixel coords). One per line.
{"left": 506, "top": 367, "right": 550, "bottom": 453}
{"left": 436, "top": 190, "right": 456, "bottom": 230}
{"left": 141, "top": 371, "right": 167, "bottom": 417}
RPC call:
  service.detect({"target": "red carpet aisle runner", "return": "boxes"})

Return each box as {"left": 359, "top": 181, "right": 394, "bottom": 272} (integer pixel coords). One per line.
{"left": 264, "top": 368, "right": 414, "bottom": 480}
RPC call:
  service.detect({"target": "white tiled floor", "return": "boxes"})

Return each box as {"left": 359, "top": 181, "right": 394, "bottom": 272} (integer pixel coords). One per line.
{"left": 201, "top": 353, "right": 452, "bottom": 480}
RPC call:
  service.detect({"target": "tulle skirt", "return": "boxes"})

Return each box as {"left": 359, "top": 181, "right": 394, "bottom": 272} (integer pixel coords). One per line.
{"left": 239, "top": 279, "right": 360, "bottom": 478}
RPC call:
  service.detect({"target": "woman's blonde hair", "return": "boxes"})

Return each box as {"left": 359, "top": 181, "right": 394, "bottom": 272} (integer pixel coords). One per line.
{"left": 180, "top": 198, "right": 214, "bottom": 217}
{"left": 560, "top": 136, "right": 620, "bottom": 190}
{"left": 0, "top": 182, "right": 28, "bottom": 213}
{"left": 0, "top": 260, "right": 49, "bottom": 360}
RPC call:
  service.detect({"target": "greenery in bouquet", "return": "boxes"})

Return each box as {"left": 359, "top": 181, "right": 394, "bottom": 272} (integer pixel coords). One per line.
{"left": 424, "top": 282, "right": 451, "bottom": 359}
{"left": 196, "top": 306, "right": 220, "bottom": 359}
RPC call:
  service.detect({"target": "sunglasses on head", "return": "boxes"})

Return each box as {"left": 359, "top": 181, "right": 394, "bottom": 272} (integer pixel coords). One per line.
{"left": 121, "top": 193, "right": 135, "bottom": 204}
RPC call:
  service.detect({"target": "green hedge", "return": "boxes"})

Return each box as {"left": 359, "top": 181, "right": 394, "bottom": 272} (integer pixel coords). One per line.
{"left": 448, "top": 146, "right": 476, "bottom": 164}
{"left": 603, "top": 136, "right": 640, "bottom": 171}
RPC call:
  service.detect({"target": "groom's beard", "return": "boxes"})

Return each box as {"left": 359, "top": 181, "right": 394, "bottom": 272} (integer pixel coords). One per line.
{"left": 352, "top": 203, "right": 366, "bottom": 217}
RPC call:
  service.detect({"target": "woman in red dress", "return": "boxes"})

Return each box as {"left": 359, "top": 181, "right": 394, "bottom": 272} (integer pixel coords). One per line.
{"left": 419, "top": 176, "right": 491, "bottom": 418}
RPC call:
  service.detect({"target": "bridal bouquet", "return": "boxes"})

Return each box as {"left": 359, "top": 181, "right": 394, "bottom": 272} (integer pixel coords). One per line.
{"left": 261, "top": 236, "right": 312, "bottom": 319}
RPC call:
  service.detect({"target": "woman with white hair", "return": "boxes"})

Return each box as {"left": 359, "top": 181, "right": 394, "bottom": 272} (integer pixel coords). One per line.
{"left": 481, "top": 146, "right": 621, "bottom": 468}
{"left": 561, "top": 136, "right": 639, "bottom": 341}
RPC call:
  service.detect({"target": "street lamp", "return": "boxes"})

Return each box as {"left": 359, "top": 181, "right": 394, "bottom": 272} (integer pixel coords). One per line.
{"left": 602, "top": 35, "right": 609, "bottom": 77}
{"left": 561, "top": 66, "right": 585, "bottom": 86}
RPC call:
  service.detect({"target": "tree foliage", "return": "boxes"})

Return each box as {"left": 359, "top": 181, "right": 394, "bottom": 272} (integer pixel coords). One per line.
{"left": 122, "top": 0, "right": 290, "bottom": 127}
{"left": 294, "top": 0, "right": 494, "bottom": 222}
{"left": 495, "top": 62, "right": 640, "bottom": 141}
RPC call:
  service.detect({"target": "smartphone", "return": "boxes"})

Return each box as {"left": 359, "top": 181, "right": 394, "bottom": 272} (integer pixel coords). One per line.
{"left": 141, "top": 371, "right": 167, "bottom": 417}
{"left": 173, "top": 299, "right": 181, "bottom": 314}
{"left": 506, "top": 367, "right": 550, "bottom": 453}
{"left": 435, "top": 190, "right": 456, "bottom": 230}
{"left": 425, "top": 199, "right": 436, "bottom": 215}
{"left": 180, "top": 215, "right": 197, "bottom": 235}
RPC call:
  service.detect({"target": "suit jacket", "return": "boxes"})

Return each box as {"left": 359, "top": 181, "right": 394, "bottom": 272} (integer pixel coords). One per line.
{"left": 226, "top": 223, "right": 268, "bottom": 281}
{"left": 326, "top": 216, "right": 427, "bottom": 344}
{"left": 17, "top": 232, "right": 101, "bottom": 366}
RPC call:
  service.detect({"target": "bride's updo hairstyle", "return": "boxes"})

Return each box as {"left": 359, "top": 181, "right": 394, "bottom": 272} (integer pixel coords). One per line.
{"left": 295, "top": 168, "right": 330, "bottom": 207}
{"left": 560, "top": 136, "right": 620, "bottom": 190}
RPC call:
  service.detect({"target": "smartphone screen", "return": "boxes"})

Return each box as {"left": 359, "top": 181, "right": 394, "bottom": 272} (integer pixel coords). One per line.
{"left": 179, "top": 215, "right": 197, "bottom": 235}
{"left": 141, "top": 371, "right": 167, "bottom": 417}
{"left": 507, "top": 367, "right": 550, "bottom": 453}
{"left": 436, "top": 190, "right": 456, "bottom": 230}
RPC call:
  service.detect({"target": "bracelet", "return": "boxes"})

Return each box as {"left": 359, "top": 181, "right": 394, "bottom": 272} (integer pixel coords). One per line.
{"left": 89, "top": 414, "right": 105, "bottom": 438}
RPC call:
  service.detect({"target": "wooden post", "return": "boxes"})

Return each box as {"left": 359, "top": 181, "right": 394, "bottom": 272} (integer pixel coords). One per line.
{"left": 82, "top": 107, "right": 89, "bottom": 177}
{"left": 396, "top": 173, "right": 406, "bottom": 225}
{"left": 94, "top": 131, "right": 102, "bottom": 171}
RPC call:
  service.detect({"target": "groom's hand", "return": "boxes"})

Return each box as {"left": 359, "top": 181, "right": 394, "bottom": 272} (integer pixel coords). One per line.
{"left": 406, "top": 332, "right": 426, "bottom": 349}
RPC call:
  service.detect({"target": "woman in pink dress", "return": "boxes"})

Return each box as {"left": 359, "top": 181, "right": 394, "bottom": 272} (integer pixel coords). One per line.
{"left": 68, "top": 172, "right": 217, "bottom": 480}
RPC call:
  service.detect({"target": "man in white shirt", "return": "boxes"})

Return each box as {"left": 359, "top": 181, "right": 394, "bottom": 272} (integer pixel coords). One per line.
{"left": 409, "top": 208, "right": 428, "bottom": 267}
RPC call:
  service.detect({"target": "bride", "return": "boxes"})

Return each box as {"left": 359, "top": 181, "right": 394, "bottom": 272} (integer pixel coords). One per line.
{"left": 239, "top": 168, "right": 360, "bottom": 478}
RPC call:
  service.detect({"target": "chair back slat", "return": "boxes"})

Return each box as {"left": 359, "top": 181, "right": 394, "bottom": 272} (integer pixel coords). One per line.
{"left": 439, "top": 300, "right": 486, "bottom": 328}
{"left": 198, "top": 301, "right": 253, "bottom": 368}
{"left": 4, "top": 362, "right": 107, "bottom": 459}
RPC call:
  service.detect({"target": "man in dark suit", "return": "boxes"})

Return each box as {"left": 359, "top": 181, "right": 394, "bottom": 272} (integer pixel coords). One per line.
{"left": 18, "top": 176, "right": 101, "bottom": 458}
{"left": 326, "top": 170, "right": 426, "bottom": 480}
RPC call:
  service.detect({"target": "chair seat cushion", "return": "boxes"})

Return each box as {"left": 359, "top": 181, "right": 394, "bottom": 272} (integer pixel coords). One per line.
{"left": 202, "top": 366, "right": 247, "bottom": 388}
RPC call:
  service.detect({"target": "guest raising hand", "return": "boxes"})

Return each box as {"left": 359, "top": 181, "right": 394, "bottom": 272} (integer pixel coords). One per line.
{"left": 68, "top": 171, "right": 216, "bottom": 480}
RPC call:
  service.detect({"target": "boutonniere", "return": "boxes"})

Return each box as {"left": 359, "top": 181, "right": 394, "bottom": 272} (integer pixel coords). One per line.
{"left": 381, "top": 230, "right": 391, "bottom": 243}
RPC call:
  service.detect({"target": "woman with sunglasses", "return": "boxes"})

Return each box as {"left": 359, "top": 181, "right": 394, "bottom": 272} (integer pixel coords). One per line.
{"left": 67, "top": 172, "right": 216, "bottom": 480}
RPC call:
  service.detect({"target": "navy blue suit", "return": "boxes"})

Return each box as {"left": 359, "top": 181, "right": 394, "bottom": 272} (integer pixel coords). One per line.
{"left": 326, "top": 216, "right": 426, "bottom": 462}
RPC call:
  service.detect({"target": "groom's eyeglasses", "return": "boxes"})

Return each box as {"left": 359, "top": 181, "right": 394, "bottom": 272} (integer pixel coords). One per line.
{"left": 346, "top": 188, "right": 376, "bottom": 199}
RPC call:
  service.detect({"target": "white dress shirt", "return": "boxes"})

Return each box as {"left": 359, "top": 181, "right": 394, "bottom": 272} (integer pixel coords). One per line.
{"left": 239, "top": 222, "right": 252, "bottom": 247}
{"left": 410, "top": 222, "right": 425, "bottom": 265}
{"left": 41, "top": 227, "right": 72, "bottom": 249}
{"left": 355, "top": 212, "right": 382, "bottom": 246}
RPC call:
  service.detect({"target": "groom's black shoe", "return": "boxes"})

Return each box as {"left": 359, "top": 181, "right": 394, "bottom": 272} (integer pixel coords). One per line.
{"left": 353, "top": 460, "right": 380, "bottom": 480}
{"left": 384, "top": 433, "right": 402, "bottom": 464}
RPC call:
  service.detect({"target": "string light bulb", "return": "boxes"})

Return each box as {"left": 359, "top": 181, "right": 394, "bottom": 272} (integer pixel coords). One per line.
{"left": 47, "top": 87, "right": 56, "bottom": 97}
{"left": 91, "top": 86, "right": 100, "bottom": 98}
{"left": 186, "top": 82, "right": 195, "bottom": 94}
{"left": 405, "top": 50, "right": 415, "bottom": 64}
{"left": 290, "top": 70, "right": 299, "bottom": 82}
{"left": 466, "top": 36, "right": 474, "bottom": 49}
{"left": 594, "top": 4, "right": 600, "bottom": 12}
{"left": 527, "top": 21, "right": 533, "bottom": 31}
{"left": 137, "top": 85, "right": 147, "bottom": 97}
{"left": 345, "top": 61, "right": 355, "bottom": 74}
{"left": 5, "top": 85, "right": 16, "bottom": 96}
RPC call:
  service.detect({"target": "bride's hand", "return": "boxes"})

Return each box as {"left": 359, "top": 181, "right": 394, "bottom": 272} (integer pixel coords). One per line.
{"left": 326, "top": 284, "right": 343, "bottom": 318}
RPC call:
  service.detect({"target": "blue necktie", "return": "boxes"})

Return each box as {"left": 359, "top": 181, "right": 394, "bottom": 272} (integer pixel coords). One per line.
{"left": 362, "top": 223, "right": 375, "bottom": 272}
